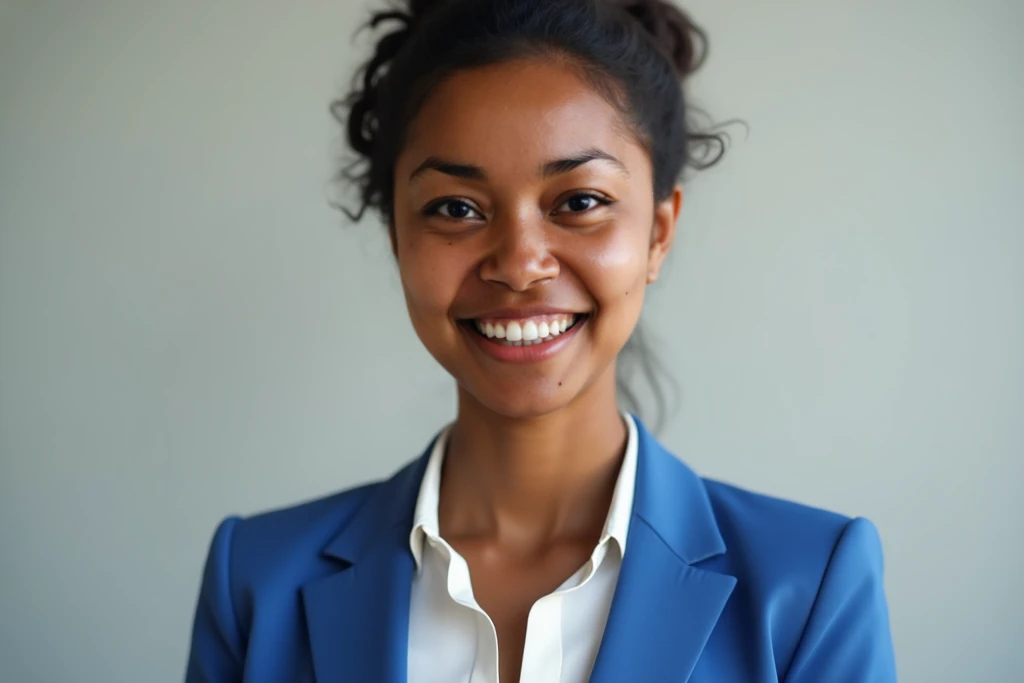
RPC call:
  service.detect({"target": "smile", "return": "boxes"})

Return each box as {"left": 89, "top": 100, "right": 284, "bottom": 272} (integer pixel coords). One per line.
{"left": 471, "top": 314, "right": 583, "bottom": 347}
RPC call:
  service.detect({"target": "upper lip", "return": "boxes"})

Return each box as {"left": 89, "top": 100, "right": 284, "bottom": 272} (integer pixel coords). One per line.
{"left": 459, "top": 306, "right": 586, "bottom": 320}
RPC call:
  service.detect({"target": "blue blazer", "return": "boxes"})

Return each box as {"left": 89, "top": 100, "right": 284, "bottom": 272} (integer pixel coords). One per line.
{"left": 186, "top": 419, "right": 896, "bottom": 682}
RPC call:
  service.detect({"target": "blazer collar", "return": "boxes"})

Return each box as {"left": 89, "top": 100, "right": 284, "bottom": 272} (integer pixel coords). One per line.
{"left": 320, "top": 449, "right": 429, "bottom": 565}
{"left": 301, "top": 443, "right": 432, "bottom": 683}
{"left": 588, "top": 417, "right": 736, "bottom": 683}
{"left": 302, "top": 418, "right": 735, "bottom": 683}
{"left": 631, "top": 416, "right": 727, "bottom": 564}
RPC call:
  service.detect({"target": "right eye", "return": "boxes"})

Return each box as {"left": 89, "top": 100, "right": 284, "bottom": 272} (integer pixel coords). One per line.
{"left": 423, "top": 199, "right": 484, "bottom": 221}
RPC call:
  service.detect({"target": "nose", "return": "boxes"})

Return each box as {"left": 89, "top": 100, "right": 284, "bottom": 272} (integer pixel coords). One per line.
{"left": 478, "top": 211, "right": 559, "bottom": 292}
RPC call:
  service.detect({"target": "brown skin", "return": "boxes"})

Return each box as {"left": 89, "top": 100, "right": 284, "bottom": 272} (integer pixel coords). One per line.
{"left": 392, "top": 57, "right": 682, "bottom": 682}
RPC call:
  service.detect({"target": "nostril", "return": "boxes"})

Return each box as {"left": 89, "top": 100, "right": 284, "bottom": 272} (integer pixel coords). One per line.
{"left": 478, "top": 243, "right": 560, "bottom": 291}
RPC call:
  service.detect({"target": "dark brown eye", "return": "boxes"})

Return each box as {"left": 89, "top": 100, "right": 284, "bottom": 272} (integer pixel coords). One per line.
{"left": 424, "top": 199, "right": 483, "bottom": 220}
{"left": 443, "top": 200, "right": 472, "bottom": 218}
{"left": 554, "top": 193, "right": 612, "bottom": 214}
{"left": 569, "top": 196, "right": 595, "bottom": 212}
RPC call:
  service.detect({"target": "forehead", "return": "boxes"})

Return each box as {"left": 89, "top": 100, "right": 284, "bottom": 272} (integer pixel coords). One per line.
{"left": 399, "top": 58, "right": 644, "bottom": 176}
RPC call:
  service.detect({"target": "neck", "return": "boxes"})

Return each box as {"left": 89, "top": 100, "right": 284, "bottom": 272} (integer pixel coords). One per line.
{"left": 440, "top": 370, "right": 627, "bottom": 549}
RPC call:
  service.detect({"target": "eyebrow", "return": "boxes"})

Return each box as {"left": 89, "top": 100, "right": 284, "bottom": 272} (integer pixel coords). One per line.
{"left": 408, "top": 147, "right": 629, "bottom": 182}
{"left": 410, "top": 157, "right": 487, "bottom": 182}
{"left": 542, "top": 148, "right": 630, "bottom": 178}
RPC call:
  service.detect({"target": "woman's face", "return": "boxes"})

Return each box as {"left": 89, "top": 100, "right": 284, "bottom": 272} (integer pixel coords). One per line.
{"left": 392, "top": 58, "right": 681, "bottom": 419}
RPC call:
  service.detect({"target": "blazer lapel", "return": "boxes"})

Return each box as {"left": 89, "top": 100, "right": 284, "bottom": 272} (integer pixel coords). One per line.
{"left": 301, "top": 452, "right": 430, "bottom": 683}
{"left": 589, "top": 420, "right": 736, "bottom": 683}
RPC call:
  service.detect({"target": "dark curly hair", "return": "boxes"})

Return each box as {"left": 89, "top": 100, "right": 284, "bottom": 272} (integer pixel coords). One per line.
{"left": 332, "top": 0, "right": 730, "bottom": 430}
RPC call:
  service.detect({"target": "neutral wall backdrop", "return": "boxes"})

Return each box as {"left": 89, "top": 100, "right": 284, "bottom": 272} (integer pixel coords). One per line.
{"left": 1, "top": 1, "right": 1021, "bottom": 681}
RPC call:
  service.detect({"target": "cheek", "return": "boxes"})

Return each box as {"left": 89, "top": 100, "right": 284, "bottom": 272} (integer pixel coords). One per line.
{"left": 576, "top": 221, "right": 651, "bottom": 310}
{"left": 395, "top": 228, "right": 465, "bottom": 334}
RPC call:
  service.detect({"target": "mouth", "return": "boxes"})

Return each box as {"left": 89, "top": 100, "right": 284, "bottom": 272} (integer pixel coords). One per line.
{"left": 457, "top": 311, "right": 588, "bottom": 364}
{"left": 466, "top": 313, "right": 585, "bottom": 346}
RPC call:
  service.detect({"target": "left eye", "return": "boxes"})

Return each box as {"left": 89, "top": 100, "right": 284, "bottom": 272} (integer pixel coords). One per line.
{"left": 554, "top": 194, "right": 608, "bottom": 214}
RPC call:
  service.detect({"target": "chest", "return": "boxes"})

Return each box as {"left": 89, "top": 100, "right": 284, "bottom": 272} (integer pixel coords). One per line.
{"left": 469, "top": 543, "right": 590, "bottom": 618}
{"left": 408, "top": 539, "right": 620, "bottom": 683}
{"left": 471, "top": 552, "right": 589, "bottom": 683}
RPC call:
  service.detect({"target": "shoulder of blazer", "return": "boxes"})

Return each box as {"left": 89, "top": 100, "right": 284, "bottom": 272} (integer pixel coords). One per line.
{"left": 219, "top": 451, "right": 431, "bottom": 619}
{"left": 700, "top": 477, "right": 853, "bottom": 572}
{"left": 233, "top": 481, "right": 380, "bottom": 562}
{"left": 700, "top": 480, "right": 893, "bottom": 681}
{"left": 226, "top": 482, "right": 379, "bottom": 590}
{"left": 698, "top": 478, "right": 874, "bottom": 671}
{"left": 200, "top": 481, "right": 382, "bottom": 639}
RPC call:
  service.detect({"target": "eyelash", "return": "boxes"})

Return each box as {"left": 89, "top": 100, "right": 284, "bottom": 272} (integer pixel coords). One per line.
{"left": 422, "top": 198, "right": 484, "bottom": 221}
{"left": 554, "top": 193, "right": 614, "bottom": 214}
{"left": 422, "top": 192, "right": 614, "bottom": 221}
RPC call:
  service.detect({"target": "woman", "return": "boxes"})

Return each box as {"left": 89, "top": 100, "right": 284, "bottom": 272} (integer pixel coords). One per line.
{"left": 186, "top": 0, "right": 897, "bottom": 680}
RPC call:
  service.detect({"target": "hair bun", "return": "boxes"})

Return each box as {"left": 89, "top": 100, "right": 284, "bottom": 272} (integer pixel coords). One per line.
{"left": 616, "top": 0, "right": 707, "bottom": 79}
{"left": 406, "top": 0, "right": 455, "bottom": 21}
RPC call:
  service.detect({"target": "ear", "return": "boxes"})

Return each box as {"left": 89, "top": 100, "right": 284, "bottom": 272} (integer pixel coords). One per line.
{"left": 647, "top": 185, "right": 682, "bottom": 284}
{"left": 388, "top": 220, "right": 399, "bottom": 259}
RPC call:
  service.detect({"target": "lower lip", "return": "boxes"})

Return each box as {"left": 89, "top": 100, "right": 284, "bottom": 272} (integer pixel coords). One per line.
{"left": 462, "top": 318, "right": 586, "bottom": 364}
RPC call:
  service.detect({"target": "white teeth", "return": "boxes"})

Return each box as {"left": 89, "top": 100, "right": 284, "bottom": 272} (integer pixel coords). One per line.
{"left": 472, "top": 314, "right": 581, "bottom": 345}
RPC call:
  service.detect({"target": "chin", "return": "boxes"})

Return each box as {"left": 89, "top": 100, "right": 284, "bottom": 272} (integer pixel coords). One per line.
{"left": 461, "top": 382, "right": 575, "bottom": 421}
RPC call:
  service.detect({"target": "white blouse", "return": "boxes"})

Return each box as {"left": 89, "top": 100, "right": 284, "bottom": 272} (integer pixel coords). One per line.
{"left": 407, "top": 414, "right": 639, "bottom": 683}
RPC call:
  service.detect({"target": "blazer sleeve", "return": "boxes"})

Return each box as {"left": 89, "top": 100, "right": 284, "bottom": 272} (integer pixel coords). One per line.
{"left": 185, "top": 517, "right": 245, "bottom": 683}
{"left": 784, "top": 517, "right": 897, "bottom": 683}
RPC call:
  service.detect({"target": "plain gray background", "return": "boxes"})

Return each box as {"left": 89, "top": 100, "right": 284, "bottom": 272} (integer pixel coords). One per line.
{"left": 1, "top": 0, "right": 1021, "bottom": 681}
